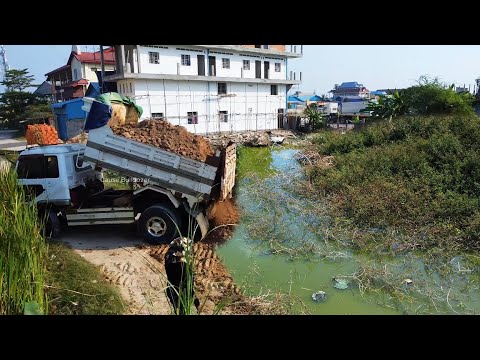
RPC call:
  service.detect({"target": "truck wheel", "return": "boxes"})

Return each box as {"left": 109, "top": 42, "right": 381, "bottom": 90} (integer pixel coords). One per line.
{"left": 139, "top": 205, "right": 181, "bottom": 245}
{"left": 44, "top": 209, "right": 61, "bottom": 239}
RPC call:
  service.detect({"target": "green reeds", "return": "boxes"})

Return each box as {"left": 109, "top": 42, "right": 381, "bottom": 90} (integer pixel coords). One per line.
{"left": 0, "top": 169, "right": 47, "bottom": 314}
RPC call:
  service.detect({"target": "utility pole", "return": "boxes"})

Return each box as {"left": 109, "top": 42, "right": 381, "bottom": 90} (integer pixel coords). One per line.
{"left": 99, "top": 45, "right": 105, "bottom": 93}
{"left": 0, "top": 45, "right": 10, "bottom": 91}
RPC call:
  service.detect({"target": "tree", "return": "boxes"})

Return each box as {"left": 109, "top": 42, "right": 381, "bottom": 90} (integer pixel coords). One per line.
{"left": 0, "top": 68, "right": 49, "bottom": 129}
{"left": 2, "top": 69, "right": 36, "bottom": 92}
{"left": 304, "top": 103, "right": 327, "bottom": 131}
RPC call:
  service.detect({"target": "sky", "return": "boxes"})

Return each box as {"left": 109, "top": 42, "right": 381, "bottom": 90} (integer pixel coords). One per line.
{"left": 1, "top": 45, "right": 480, "bottom": 94}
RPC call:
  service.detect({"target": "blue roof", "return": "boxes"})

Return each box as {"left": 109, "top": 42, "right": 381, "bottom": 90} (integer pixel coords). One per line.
{"left": 290, "top": 94, "right": 322, "bottom": 102}
{"left": 371, "top": 90, "right": 387, "bottom": 95}
{"left": 338, "top": 82, "right": 363, "bottom": 88}
{"left": 288, "top": 95, "right": 304, "bottom": 102}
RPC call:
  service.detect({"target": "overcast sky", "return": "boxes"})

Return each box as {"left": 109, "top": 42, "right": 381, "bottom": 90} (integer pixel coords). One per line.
{"left": 2, "top": 45, "right": 480, "bottom": 94}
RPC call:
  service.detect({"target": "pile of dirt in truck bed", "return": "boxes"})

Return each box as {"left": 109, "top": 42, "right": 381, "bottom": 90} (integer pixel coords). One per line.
{"left": 111, "top": 119, "right": 215, "bottom": 162}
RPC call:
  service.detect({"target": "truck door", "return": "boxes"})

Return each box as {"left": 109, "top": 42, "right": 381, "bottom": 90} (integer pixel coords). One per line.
{"left": 16, "top": 155, "right": 69, "bottom": 205}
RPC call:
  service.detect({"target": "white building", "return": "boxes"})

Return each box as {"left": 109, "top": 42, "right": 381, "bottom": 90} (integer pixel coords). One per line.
{"left": 105, "top": 45, "right": 302, "bottom": 134}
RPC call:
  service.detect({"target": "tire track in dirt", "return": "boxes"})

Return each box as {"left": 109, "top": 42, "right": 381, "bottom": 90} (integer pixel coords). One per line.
{"left": 61, "top": 226, "right": 172, "bottom": 315}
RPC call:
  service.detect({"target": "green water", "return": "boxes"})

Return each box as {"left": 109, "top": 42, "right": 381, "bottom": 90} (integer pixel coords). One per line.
{"left": 217, "top": 146, "right": 480, "bottom": 315}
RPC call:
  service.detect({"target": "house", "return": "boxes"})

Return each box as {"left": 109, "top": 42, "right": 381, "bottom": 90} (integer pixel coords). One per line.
{"left": 45, "top": 46, "right": 116, "bottom": 103}
{"left": 330, "top": 82, "right": 370, "bottom": 101}
{"left": 104, "top": 45, "right": 303, "bottom": 134}
{"left": 33, "top": 81, "right": 54, "bottom": 102}
{"left": 287, "top": 92, "right": 323, "bottom": 109}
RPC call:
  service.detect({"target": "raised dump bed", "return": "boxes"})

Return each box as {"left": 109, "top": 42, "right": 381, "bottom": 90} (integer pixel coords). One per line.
{"left": 84, "top": 125, "right": 236, "bottom": 201}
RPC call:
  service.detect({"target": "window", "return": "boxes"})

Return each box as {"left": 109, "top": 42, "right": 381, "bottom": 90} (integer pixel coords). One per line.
{"left": 149, "top": 51, "right": 159, "bottom": 64}
{"left": 73, "top": 68, "right": 78, "bottom": 80}
{"left": 271, "top": 85, "right": 278, "bottom": 95}
{"left": 73, "top": 154, "right": 92, "bottom": 172}
{"left": 275, "top": 63, "right": 281, "bottom": 72}
{"left": 17, "top": 156, "right": 59, "bottom": 179}
{"left": 263, "top": 45, "right": 269, "bottom": 49}
{"left": 187, "top": 111, "right": 198, "bottom": 124}
{"left": 222, "top": 58, "right": 230, "bottom": 69}
{"left": 181, "top": 54, "right": 191, "bottom": 66}
{"left": 151, "top": 113, "right": 164, "bottom": 119}
{"left": 218, "top": 82, "right": 227, "bottom": 95}
{"left": 255, "top": 45, "right": 261, "bottom": 48}
{"left": 219, "top": 111, "right": 228, "bottom": 122}
{"left": 129, "top": 82, "right": 132, "bottom": 93}
{"left": 243, "top": 60, "right": 250, "bottom": 70}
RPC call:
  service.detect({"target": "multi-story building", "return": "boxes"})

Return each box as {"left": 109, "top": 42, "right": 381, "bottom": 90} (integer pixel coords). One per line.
{"left": 330, "top": 81, "right": 370, "bottom": 101}
{"left": 45, "top": 46, "right": 116, "bottom": 102}
{"left": 104, "top": 45, "right": 302, "bottom": 134}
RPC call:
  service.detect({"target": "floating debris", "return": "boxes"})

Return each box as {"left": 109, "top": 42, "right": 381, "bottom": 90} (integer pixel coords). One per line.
{"left": 312, "top": 291, "right": 327, "bottom": 302}
{"left": 332, "top": 277, "right": 350, "bottom": 290}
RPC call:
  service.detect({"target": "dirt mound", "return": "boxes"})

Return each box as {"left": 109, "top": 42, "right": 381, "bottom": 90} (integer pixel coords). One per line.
{"left": 208, "top": 198, "right": 240, "bottom": 226}
{"left": 204, "top": 198, "right": 240, "bottom": 245}
{"left": 66, "top": 132, "right": 88, "bottom": 144}
{"left": 111, "top": 119, "right": 215, "bottom": 162}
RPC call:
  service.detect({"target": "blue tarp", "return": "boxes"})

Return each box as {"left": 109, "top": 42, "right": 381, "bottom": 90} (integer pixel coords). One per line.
{"left": 84, "top": 100, "right": 112, "bottom": 130}
{"left": 85, "top": 82, "right": 101, "bottom": 98}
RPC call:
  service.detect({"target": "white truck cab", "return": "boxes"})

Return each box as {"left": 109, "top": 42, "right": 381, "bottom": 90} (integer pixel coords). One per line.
{"left": 16, "top": 144, "right": 101, "bottom": 206}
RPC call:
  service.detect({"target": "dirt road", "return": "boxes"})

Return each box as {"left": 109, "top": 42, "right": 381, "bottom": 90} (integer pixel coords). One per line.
{"left": 60, "top": 225, "right": 172, "bottom": 315}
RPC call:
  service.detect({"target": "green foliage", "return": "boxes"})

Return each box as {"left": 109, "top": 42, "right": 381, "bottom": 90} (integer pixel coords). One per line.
{"left": 0, "top": 68, "right": 50, "bottom": 129}
{"left": 309, "top": 114, "right": 480, "bottom": 249}
{"left": 304, "top": 103, "right": 327, "bottom": 130}
{"left": 0, "top": 169, "right": 47, "bottom": 315}
{"left": 46, "top": 242, "right": 125, "bottom": 315}
{"left": 1, "top": 69, "right": 37, "bottom": 91}
{"left": 366, "top": 76, "right": 475, "bottom": 122}
{"left": 364, "top": 91, "right": 409, "bottom": 120}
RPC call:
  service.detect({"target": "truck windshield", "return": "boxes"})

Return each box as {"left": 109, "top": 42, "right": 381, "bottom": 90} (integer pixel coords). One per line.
{"left": 17, "top": 155, "right": 59, "bottom": 179}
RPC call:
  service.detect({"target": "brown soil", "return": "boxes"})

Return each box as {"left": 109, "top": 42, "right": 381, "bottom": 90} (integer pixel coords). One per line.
{"left": 111, "top": 119, "right": 215, "bottom": 162}
{"left": 66, "top": 132, "right": 88, "bottom": 144}
{"left": 208, "top": 198, "right": 240, "bottom": 226}
{"left": 204, "top": 198, "right": 240, "bottom": 245}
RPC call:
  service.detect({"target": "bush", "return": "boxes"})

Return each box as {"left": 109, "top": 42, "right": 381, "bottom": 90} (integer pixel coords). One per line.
{"left": 308, "top": 114, "right": 480, "bottom": 249}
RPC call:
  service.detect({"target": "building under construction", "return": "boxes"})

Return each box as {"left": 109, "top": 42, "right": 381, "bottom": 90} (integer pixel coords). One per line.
{"left": 104, "top": 45, "right": 303, "bottom": 134}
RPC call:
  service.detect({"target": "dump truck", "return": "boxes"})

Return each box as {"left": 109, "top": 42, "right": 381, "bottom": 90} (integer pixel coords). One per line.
{"left": 15, "top": 121, "right": 236, "bottom": 244}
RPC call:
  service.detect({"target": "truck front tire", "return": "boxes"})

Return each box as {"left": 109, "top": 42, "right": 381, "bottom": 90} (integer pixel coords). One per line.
{"left": 44, "top": 208, "right": 61, "bottom": 239}
{"left": 138, "top": 205, "right": 181, "bottom": 245}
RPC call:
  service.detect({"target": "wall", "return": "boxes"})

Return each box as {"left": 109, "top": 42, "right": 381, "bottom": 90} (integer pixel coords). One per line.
{"left": 131, "top": 79, "right": 286, "bottom": 134}
{"left": 137, "top": 46, "right": 287, "bottom": 80}
{"left": 71, "top": 58, "right": 83, "bottom": 80}
{"left": 117, "top": 79, "right": 136, "bottom": 98}
{"left": 83, "top": 63, "right": 115, "bottom": 83}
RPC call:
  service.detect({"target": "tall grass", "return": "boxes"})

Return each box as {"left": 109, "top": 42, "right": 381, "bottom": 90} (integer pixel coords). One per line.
{"left": 0, "top": 169, "right": 47, "bottom": 314}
